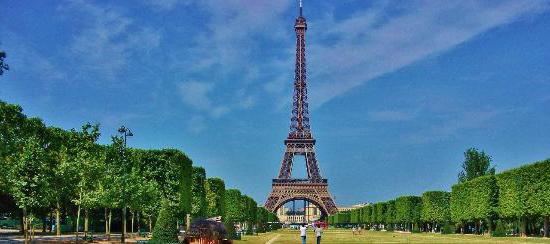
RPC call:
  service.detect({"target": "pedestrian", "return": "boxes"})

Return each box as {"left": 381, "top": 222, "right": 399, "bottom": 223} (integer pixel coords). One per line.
{"left": 315, "top": 224, "right": 323, "bottom": 244}
{"left": 300, "top": 224, "right": 307, "bottom": 244}
{"left": 352, "top": 226, "right": 356, "bottom": 235}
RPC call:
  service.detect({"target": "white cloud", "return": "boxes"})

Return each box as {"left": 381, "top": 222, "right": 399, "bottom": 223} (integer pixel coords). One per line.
{"left": 307, "top": 0, "right": 549, "bottom": 108}
{"left": 144, "top": 0, "right": 191, "bottom": 11}
{"left": 178, "top": 81, "right": 215, "bottom": 110}
{"left": 186, "top": 115, "right": 207, "bottom": 134}
{"left": 368, "top": 110, "right": 417, "bottom": 122}
{"left": 0, "top": 30, "right": 67, "bottom": 84}
{"left": 181, "top": 0, "right": 292, "bottom": 74}
{"left": 177, "top": 81, "right": 232, "bottom": 118}
{"left": 64, "top": 1, "right": 162, "bottom": 80}
{"left": 406, "top": 108, "right": 509, "bottom": 144}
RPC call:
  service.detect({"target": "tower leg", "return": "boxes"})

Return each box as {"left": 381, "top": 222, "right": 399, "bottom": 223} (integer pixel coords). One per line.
{"left": 303, "top": 200, "right": 306, "bottom": 223}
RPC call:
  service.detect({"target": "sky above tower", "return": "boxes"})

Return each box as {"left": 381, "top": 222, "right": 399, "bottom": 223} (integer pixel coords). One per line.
{"left": 2, "top": 0, "right": 550, "bottom": 206}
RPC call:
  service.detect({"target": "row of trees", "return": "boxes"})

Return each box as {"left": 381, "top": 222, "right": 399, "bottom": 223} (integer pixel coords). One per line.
{"left": 329, "top": 159, "right": 550, "bottom": 238}
{"left": 0, "top": 100, "right": 278, "bottom": 242}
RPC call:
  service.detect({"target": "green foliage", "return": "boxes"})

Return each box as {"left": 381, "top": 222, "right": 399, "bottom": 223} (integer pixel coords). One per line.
{"left": 256, "top": 207, "right": 269, "bottom": 233}
{"left": 385, "top": 200, "right": 396, "bottom": 225}
{"left": 151, "top": 201, "right": 179, "bottom": 243}
{"left": 458, "top": 148, "right": 495, "bottom": 183}
{"left": 441, "top": 223, "right": 455, "bottom": 234}
{"left": 0, "top": 101, "right": 45, "bottom": 192}
{"left": 224, "top": 189, "right": 244, "bottom": 223}
{"left": 242, "top": 195, "right": 257, "bottom": 234}
{"left": 395, "top": 196, "right": 422, "bottom": 225}
{"left": 421, "top": 191, "right": 450, "bottom": 224}
{"left": 9, "top": 136, "right": 51, "bottom": 210}
{"left": 267, "top": 211, "right": 279, "bottom": 222}
{"left": 191, "top": 167, "right": 207, "bottom": 218}
{"left": 136, "top": 149, "right": 192, "bottom": 216}
{"left": 243, "top": 195, "right": 257, "bottom": 223}
{"left": 497, "top": 159, "right": 550, "bottom": 219}
{"left": 350, "top": 208, "right": 360, "bottom": 224}
{"left": 361, "top": 205, "right": 373, "bottom": 224}
{"left": 333, "top": 211, "right": 351, "bottom": 225}
{"left": 0, "top": 100, "right": 270, "bottom": 240}
{"left": 491, "top": 220, "right": 507, "bottom": 237}
{"left": 205, "top": 178, "right": 225, "bottom": 218}
{"left": 0, "top": 50, "right": 8, "bottom": 75}
{"left": 451, "top": 175, "right": 498, "bottom": 224}
{"left": 373, "top": 202, "right": 387, "bottom": 224}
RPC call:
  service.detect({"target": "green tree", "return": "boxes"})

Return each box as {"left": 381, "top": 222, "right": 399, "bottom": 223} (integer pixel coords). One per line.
{"left": 45, "top": 127, "right": 78, "bottom": 236}
{"left": 451, "top": 175, "right": 498, "bottom": 235}
{"left": 191, "top": 167, "right": 207, "bottom": 218}
{"left": 373, "top": 202, "right": 387, "bottom": 228}
{"left": 361, "top": 205, "right": 373, "bottom": 227}
{"left": 458, "top": 148, "right": 495, "bottom": 183}
{"left": 242, "top": 195, "right": 257, "bottom": 234}
{"left": 71, "top": 124, "right": 103, "bottom": 240}
{"left": 395, "top": 196, "right": 422, "bottom": 232}
{"left": 205, "top": 178, "right": 225, "bottom": 218}
{"left": 421, "top": 191, "right": 450, "bottom": 232}
{"left": 0, "top": 50, "right": 8, "bottom": 75}
{"left": 385, "top": 200, "right": 396, "bottom": 230}
{"left": 496, "top": 159, "right": 550, "bottom": 237}
{"left": 152, "top": 201, "right": 179, "bottom": 243}
{"left": 9, "top": 136, "right": 50, "bottom": 241}
{"left": 224, "top": 189, "right": 245, "bottom": 223}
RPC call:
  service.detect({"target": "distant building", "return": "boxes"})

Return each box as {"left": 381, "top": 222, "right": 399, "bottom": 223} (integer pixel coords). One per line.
{"left": 337, "top": 203, "right": 369, "bottom": 212}
{"left": 277, "top": 204, "right": 321, "bottom": 224}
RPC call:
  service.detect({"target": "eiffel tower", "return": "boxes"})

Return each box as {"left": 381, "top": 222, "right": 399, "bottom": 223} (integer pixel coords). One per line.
{"left": 264, "top": 0, "right": 338, "bottom": 216}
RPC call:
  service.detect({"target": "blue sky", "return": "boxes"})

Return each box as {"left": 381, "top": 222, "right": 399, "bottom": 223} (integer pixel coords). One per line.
{"left": 1, "top": 0, "right": 550, "bottom": 206}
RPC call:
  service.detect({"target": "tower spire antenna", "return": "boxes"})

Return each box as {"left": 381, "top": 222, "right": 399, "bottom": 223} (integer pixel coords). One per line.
{"left": 299, "top": 0, "right": 303, "bottom": 16}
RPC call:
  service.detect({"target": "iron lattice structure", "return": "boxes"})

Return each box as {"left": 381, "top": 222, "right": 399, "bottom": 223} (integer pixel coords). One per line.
{"left": 265, "top": 4, "right": 338, "bottom": 216}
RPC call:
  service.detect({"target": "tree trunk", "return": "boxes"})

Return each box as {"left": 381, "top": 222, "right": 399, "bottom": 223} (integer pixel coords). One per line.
{"left": 148, "top": 216, "right": 152, "bottom": 233}
{"left": 520, "top": 217, "right": 527, "bottom": 237}
{"left": 122, "top": 206, "right": 127, "bottom": 243}
{"left": 42, "top": 216, "right": 47, "bottom": 233}
{"left": 20, "top": 211, "right": 25, "bottom": 235}
{"left": 104, "top": 208, "right": 108, "bottom": 236}
{"left": 28, "top": 215, "right": 34, "bottom": 240}
{"left": 107, "top": 209, "right": 112, "bottom": 241}
{"left": 76, "top": 205, "right": 81, "bottom": 243}
{"left": 56, "top": 201, "right": 61, "bottom": 236}
{"left": 131, "top": 210, "right": 134, "bottom": 234}
{"left": 23, "top": 208, "right": 28, "bottom": 243}
{"left": 49, "top": 211, "right": 53, "bottom": 233}
{"left": 137, "top": 212, "right": 141, "bottom": 233}
{"left": 84, "top": 209, "right": 89, "bottom": 237}
{"left": 544, "top": 216, "right": 549, "bottom": 238}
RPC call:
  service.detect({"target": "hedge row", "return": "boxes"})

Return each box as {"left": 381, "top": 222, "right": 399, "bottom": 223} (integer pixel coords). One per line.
{"left": 329, "top": 159, "right": 550, "bottom": 237}
{"left": 0, "top": 100, "right": 280, "bottom": 241}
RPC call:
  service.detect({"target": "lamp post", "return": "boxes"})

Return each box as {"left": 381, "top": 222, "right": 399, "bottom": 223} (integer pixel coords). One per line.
{"left": 118, "top": 126, "right": 133, "bottom": 243}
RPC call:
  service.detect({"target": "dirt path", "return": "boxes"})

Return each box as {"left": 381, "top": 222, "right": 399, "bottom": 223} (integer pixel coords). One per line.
{"left": 265, "top": 233, "right": 281, "bottom": 244}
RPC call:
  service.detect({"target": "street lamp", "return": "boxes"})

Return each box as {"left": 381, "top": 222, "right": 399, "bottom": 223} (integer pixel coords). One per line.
{"left": 118, "top": 125, "right": 133, "bottom": 243}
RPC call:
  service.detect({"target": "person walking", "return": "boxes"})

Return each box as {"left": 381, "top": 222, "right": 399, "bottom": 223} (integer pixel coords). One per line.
{"left": 315, "top": 224, "right": 323, "bottom": 244}
{"left": 300, "top": 224, "right": 307, "bottom": 244}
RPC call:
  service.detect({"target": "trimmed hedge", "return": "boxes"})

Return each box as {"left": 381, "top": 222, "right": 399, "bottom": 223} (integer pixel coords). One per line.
{"left": 395, "top": 196, "right": 422, "bottom": 230}
{"left": 451, "top": 175, "right": 498, "bottom": 234}
{"left": 329, "top": 159, "right": 550, "bottom": 237}
{"left": 151, "top": 201, "right": 179, "bottom": 243}
{"left": 496, "top": 159, "right": 550, "bottom": 236}
{"left": 421, "top": 191, "right": 450, "bottom": 225}
{"left": 385, "top": 200, "right": 396, "bottom": 228}
{"left": 205, "top": 178, "right": 225, "bottom": 218}
{"left": 191, "top": 167, "right": 207, "bottom": 218}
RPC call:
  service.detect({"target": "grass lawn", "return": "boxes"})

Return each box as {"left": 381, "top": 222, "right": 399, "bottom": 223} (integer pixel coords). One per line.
{"left": 235, "top": 229, "right": 550, "bottom": 243}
